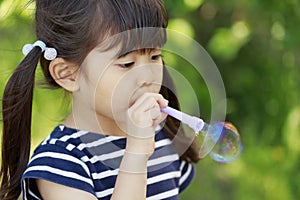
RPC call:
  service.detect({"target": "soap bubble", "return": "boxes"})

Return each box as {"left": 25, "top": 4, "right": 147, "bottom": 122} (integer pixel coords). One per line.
{"left": 200, "top": 122, "right": 243, "bottom": 163}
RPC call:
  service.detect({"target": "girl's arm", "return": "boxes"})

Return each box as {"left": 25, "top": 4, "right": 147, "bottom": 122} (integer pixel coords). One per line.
{"left": 36, "top": 179, "right": 98, "bottom": 200}
{"left": 111, "top": 93, "right": 168, "bottom": 200}
{"left": 111, "top": 136, "right": 153, "bottom": 199}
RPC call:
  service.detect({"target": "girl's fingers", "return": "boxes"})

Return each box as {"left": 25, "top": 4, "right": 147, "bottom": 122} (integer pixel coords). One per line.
{"left": 127, "top": 93, "right": 168, "bottom": 129}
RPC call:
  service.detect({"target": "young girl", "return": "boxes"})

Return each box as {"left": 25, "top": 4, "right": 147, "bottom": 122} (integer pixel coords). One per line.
{"left": 1, "top": 0, "right": 200, "bottom": 199}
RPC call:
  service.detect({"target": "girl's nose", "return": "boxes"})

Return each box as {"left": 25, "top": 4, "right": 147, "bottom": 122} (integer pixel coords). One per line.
{"left": 137, "top": 64, "right": 154, "bottom": 87}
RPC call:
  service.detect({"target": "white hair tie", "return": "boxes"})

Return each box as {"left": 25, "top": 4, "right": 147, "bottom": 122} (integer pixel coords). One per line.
{"left": 22, "top": 40, "right": 57, "bottom": 61}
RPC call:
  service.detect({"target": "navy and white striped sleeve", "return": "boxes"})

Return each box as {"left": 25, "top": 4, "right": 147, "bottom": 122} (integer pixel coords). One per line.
{"left": 178, "top": 160, "right": 195, "bottom": 193}
{"left": 22, "top": 143, "right": 96, "bottom": 198}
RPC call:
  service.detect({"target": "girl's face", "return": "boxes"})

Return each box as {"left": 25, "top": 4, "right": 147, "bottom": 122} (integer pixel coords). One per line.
{"left": 75, "top": 44, "right": 164, "bottom": 131}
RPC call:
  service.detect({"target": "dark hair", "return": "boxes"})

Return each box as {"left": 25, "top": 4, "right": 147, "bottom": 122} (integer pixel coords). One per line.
{"left": 0, "top": 0, "right": 199, "bottom": 199}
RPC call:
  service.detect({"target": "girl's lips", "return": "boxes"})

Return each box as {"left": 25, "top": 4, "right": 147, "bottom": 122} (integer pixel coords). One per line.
{"left": 128, "top": 91, "right": 145, "bottom": 107}
{"left": 128, "top": 84, "right": 162, "bottom": 107}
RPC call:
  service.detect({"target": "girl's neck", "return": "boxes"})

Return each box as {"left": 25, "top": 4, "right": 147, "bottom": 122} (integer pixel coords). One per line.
{"left": 63, "top": 111, "right": 126, "bottom": 137}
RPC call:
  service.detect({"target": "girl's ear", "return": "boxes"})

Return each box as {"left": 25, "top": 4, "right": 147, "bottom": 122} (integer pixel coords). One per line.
{"left": 49, "top": 58, "right": 80, "bottom": 92}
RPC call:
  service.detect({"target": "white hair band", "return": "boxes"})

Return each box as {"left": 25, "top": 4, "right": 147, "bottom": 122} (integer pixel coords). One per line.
{"left": 22, "top": 40, "right": 57, "bottom": 61}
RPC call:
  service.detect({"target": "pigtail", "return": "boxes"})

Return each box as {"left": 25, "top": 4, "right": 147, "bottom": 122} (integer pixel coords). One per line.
{"left": 160, "top": 66, "right": 200, "bottom": 163}
{"left": 0, "top": 47, "right": 41, "bottom": 200}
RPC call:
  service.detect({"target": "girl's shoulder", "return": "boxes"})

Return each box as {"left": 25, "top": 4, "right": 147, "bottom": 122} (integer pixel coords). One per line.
{"left": 41, "top": 125, "right": 110, "bottom": 145}
{"left": 38, "top": 125, "right": 170, "bottom": 153}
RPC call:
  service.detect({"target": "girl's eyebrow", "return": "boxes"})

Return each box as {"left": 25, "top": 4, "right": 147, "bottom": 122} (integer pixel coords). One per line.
{"left": 117, "top": 48, "right": 161, "bottom": 59}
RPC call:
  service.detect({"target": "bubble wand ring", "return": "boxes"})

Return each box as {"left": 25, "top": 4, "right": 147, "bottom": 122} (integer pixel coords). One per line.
{"left": 161, "top": 106, "right": 243, "bottom": 163}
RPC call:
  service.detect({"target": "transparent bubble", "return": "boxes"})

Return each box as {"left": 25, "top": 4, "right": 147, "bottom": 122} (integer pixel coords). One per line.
{"left": 200, "top": 122, "right": 243, "bottom": 163}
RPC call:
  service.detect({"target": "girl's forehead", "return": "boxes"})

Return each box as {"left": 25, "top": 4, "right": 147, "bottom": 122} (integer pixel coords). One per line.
{"left": 94, "top": 29, "right": 165, "bottom": 58}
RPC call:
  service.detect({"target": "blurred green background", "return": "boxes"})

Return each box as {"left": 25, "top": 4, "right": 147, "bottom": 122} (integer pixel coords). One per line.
{"left": 1, "top": 0, "right": 299, "bottom": 199}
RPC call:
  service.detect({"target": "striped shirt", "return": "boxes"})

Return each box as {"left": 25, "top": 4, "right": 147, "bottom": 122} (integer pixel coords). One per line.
{"left": 22, "top": 125, "right": 194, "bottom": 200}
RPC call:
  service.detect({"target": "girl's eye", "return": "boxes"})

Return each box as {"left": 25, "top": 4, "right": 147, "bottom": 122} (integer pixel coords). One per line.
{"left": 118, "top": 62, "right": 135, "bottom": 68}
{"left": 151, "top": 54, "right": 163, "bottom": 61}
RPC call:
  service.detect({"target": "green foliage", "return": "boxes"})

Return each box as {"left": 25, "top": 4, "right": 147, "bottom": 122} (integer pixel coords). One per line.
{"left": 1, "top": 0, "right": 300, "bottom": 199}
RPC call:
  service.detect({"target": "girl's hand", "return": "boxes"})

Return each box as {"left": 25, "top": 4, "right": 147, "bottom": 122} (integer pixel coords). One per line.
{"left": 125, "top": 93, "right": 168, "bottom": 155}
{"left": 128, "top": 93, "right": 168, "bottom": 130}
